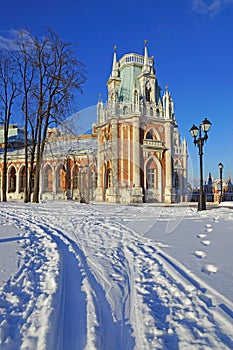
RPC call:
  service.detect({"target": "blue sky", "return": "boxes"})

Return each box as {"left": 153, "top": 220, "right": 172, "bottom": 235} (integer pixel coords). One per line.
{"left": 1, "top": 0, "right": 233, "bottom": 183}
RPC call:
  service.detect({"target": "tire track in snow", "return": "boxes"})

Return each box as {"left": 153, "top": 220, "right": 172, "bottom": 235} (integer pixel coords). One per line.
{"left": 74, "top": 217, "right": 136, "bottom": 350}
{"left": 0, "top": 204, "right": 135, "bottom": 350}
{"left": 0, "top": 206, "right": 87, "bottom": 350}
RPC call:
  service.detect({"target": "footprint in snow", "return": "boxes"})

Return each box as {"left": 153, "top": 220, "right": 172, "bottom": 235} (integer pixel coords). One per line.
{"left": 194, "top": 250, "right": 206, "bottom": 259}
{"left": 201, "top": 240, "right": 211, "bottom": 246}
{"left": 197, "top": 233, "right": 207, "bottom": 239}
{"left": 204, "top": 224, "right": 213, "bottom": 232}
{"left": 202, "top": 264, "right": 218, "bottom": 275}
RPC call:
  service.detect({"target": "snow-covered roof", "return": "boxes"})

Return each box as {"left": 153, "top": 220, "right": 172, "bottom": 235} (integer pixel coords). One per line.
{"left": 44, "top": 135, "right": 97, "bottom": 156}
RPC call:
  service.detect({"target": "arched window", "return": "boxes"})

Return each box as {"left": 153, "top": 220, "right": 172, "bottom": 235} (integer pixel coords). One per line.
{"left": 107, "top": 168, "right": 112, "bottom": 189}
{"left": 73, "top": 164, "right": 79, "bottom": 190}
{"left": 56, "top": 165, "right": 66, "bottom": 192}
{"left": 150, "top": 107, "right": 153, "bottom": 116}
{"left": 8, "top": 166, "right": 16, "bottom": 193}
{"left": 174, "top": 173, "right": 179, "bottom": 189}
{"left": 146, "top": 159, "right": 157, "bottom": 189}
{"left": 110, "top": 93, "right": 115, "bottom": 104}
{"left": 91, "top": 171, "right": 97, "bottom": 190}
{"left": 19, "top": 166, "right": 26, "bottom": 193}
{"left": 146, "top": 131, "right": 154, "bottom": 140}
{"left": 134, "top": 90, "right": 138, "bottom": 104}
{"left": 44, "top": 165, "right": 53, "bottom": 192}
{"left": 123, "top": 106, "right": 128, "bottom": 115}
{"left": 145, "top": 87, "right": 151, "bottom": 102}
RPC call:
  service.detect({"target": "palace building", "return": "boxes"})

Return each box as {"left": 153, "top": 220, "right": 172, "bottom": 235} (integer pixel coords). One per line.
{"left": 0, "top": 43, "right": 188, "bottom": 203}
{"left": 94, "top": 43, "right": 188, "bottom": 203}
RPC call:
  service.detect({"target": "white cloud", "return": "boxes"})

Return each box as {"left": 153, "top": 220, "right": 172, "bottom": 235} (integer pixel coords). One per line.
{"left": 0, "top": 29, "right": 31, "bottom": 51}
{"left": 0, "top": 29, "right": 19, "bottom": 51}
{"left": 192, "top": 0, "right": 233, "bottom": 16}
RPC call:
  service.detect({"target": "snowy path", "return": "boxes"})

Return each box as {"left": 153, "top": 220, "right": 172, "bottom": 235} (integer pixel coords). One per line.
{"left": 0, "top": 202, "right": 232, "bottom": 349}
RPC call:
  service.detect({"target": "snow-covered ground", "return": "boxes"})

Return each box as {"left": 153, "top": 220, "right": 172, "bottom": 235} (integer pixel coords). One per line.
{"left": 0, "top": 201, "right": 232, "bottom": 349}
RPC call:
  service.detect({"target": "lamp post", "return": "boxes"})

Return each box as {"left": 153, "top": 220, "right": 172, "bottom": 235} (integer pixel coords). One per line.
{"left": 189, "top": 118, "right": 211, "bottom": 211}
{"left": 218, "top": 162, "right": 224, "bottom": 203}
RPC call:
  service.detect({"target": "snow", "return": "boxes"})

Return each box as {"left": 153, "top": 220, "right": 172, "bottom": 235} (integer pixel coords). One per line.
{"left": 0, "top": 201, "right": 233, "bottom": 349}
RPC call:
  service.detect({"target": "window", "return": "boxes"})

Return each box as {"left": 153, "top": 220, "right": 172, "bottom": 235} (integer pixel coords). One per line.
{"left": 123, "top": 106, "right": 128, "bottom": 115}
{"left": 174, "top": 173, "right": 179, "bottom": 189}
{"left": 147, "top": 168, "right": 155, "bottom": 188}
{"left": 134, "top": 90, "right": 138, "bottom": 104}
{"left": 91, "top": 171, "right": 97, "bottom": 189}
{"left": 57, "top": 165, "right": 66, "bottom": 192}
{"left": 44, "top": 165, "right": 53, "bottom": 192}
{"left": 107, "top": 168, "right": 112, "bottom": 188}
{"left": 145, "top": 87, "right": 151, "bottom": 102}
{"left": 73, "top": 165, "right": 79, "bottom": 189}
{"left": 146, "top": 131, "right": 154, "bottom": 140}
{"left": 8, "top": 167, "right": 16, "bottom": 193}
{"left": 19, "top": 166, "right": 26, "bottom": 193}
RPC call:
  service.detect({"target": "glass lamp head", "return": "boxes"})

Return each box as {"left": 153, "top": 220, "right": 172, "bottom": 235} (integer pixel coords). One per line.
{"left": 189, "top": 124, "right": 199, "bottom": 138}
{"left": 201, "top": 118, "right": 211, "bottom": 133}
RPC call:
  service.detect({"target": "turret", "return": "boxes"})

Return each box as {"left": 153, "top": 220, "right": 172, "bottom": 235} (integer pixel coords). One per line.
{"left": 163, "top": 86, "right": 174, "bottom": 119}
{"left": 107, "top": 46, "right": 121, "bottom": 104}
{"left": 97, "top": 94, "right": 105, "bottom": 124}
{"left": 142, "top": 40, "right": 150, "bottom": 74}
{"left": 110, "top": 45, "right": 118, "bottom": 79}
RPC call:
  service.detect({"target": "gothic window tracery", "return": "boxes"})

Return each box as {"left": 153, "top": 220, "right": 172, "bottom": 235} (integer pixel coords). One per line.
{"left": 107, "top": 168, "right": 112, "bottom": 188}
{"left": 134, "top": 90, "right": 139, "bottom": 104}
{"left": 146, "top": 130, "right": 154, "bottom": 140}
{"left": 56, "top": 164, "right": 66, "bottom": 192}
{"left": 146, "top": 159, "right": 157, "bottom": 189}
{"left": 44, "top": 164, "right": 53, "bottom": 192}
{"left": 19, "top": 166, "right": 26, "bottom": 193}
{"left": 174, "top": 172, "right": 179, "bottom": 189}
{"left": 145, "top": 87, "right": 151, "bottom": 102}
{"left": 8, "top": 166, "right": 16, "bottom": 193}
{"left": 123, "top": 106, "right": 128, "bottom": 115}
{"left": 145, "top": 81, "right": 151, "bottom": 102}
{"left": 73, "top": 164, "right": 79, "bottom": 190}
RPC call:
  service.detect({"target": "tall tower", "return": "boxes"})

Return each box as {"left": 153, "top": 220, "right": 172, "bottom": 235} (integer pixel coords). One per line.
{"left": 94, "top": 43, "right": 188, "bottom": 203}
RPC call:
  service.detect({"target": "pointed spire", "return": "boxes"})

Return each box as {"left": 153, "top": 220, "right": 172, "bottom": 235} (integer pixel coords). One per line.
{"left": 98, "top": 93, "right": 102, "bottom": 103}
{"left": 111, "top": 45, "right": 118, "bottom": 79}
{"left": 142, "top": 40, "right": 150, "bottom": 73}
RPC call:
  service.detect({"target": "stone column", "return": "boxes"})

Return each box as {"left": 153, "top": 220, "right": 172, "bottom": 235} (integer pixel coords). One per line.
{"left": 95, "top": 129, "right": 104, "bottom": 201}
{"left": 132, "top": 118, "right": 140, "bottom": 187}
{"left": 131, "top": 117, "right": 143, "bottom": 203}
{"left": 164, "top": 121, "right": 173, "bottom": 203}
{"left": 128, "top": 125, "right": 131, "bottom": 185}
{"left": 111, "top": 119, "right": 119, "bottom": 201}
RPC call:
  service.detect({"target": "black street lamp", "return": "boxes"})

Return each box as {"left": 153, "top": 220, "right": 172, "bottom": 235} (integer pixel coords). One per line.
{"left": 189, "top": 118, "right": 212, "bottom": 211}
{"left": 218, "top": 162, "right": 224, "bottom": 203}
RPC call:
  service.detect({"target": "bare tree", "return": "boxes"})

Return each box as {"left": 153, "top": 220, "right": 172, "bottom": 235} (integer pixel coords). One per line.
{"left": 0, "top": 53, "right": 21, "bottom": 201}
{"left": 15, "top": 28, "right": 86, "bottom": 202}
{"left": 16, "top": 30, "right": 35, "bottom": 202}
